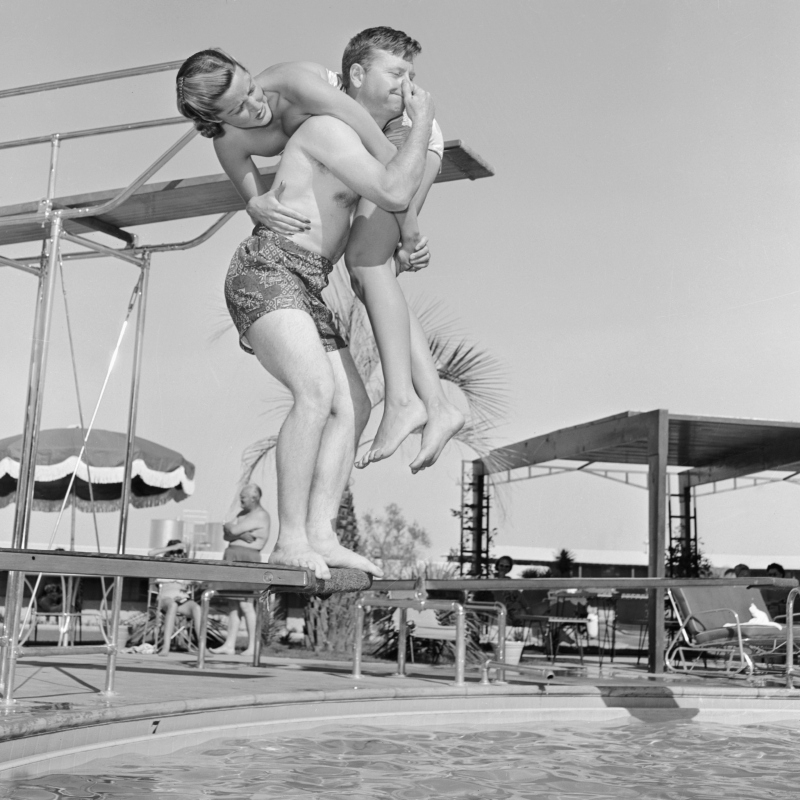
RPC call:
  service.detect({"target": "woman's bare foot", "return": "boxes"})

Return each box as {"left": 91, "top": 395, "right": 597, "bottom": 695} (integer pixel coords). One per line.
{"left": 209, "top": 645, "right": 236, "bottom": 655}
{"left": 355, "top": 396, "right": 427, "bottom": 469}
{"left": 241, "top": 648, "right": 255, "bottom": 657}
{"left": 269, "top": 539, "right": 332, "bottom": 579}
{"left": 410, "top": 403, "right": 465, "bottom": 474}
{"left": 307, "top": 530, "right": 384, "bottom": 577}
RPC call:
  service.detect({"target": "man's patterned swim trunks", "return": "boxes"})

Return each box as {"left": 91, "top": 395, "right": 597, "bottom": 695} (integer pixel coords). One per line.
{"left": 225, "top": 225, "right": 346, "bottom": 355}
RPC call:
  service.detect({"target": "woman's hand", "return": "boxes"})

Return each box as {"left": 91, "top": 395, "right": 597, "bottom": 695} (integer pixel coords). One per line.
{"left": 246, "top": 181, "right": 310, "bottom": 235}
{"left": 395, "top": 236, "right": 431, "bottom": 275}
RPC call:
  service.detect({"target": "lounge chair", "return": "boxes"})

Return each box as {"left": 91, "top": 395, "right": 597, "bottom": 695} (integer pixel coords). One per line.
{"left": 666, "top": 584, "right": 799, "bottom": 679}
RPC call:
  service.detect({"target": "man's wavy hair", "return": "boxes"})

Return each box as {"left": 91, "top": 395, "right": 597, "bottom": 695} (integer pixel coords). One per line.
{"left": 341, "top": 26, "right": 421, "bottom": 91}
{"left": 176, "top": 48, "right": 246, "bottom": 139}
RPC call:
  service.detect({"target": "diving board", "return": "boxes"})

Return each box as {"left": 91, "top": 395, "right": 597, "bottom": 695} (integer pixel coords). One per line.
{"left": 0, "top": 139, "right": 493, "bottom": 248}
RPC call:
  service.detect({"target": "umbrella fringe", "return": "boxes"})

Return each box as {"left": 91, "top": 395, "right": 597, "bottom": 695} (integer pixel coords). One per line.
{"left": 1, "top": 491, "right": 188, "bottom": 514}
{"left": 0, "top": 456, "right": 194, "bottom": 492}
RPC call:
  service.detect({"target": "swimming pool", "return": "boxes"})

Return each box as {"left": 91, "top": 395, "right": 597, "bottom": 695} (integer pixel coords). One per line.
{"left": 4, "top": 716, "right": 800, "bottom": 799}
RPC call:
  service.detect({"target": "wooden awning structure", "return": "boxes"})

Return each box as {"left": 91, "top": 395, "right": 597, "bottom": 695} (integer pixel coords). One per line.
{"left": 0, "top": 139, "right": 493, "bottom": 248}
{"left": 470, "top": 410, "right": 800, "bottom": 674}
{"left": 482, "top": 410, "right": 800, "bottom": 484}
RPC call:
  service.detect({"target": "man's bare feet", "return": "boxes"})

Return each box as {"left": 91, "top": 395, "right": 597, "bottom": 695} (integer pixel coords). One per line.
{"left": 355, "top": 396, "right": 427, "bottom": 469}
{"left": 209, "top": 645, "right": 236, "bottom": 655}
{"left": 269, "top": 539, "right": 332, "bottom": 579}
{"left": 409, "top": 403, "right": 465, "bottom": 474}
{"left": 307, "top": 530, "right": 384, "bottom": 577}
{"left": 241, "top": 648, "right": 255, "bottom": 657}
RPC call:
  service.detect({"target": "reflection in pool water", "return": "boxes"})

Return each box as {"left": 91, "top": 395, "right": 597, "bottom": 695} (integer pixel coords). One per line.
{"left": 3, "top": 718, "right": 800, "bottom": 799}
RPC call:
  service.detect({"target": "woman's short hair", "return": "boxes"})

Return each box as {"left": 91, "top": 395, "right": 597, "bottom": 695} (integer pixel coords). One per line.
{"left": 176, "top": 48, "right": 245, "bottom": 138}
{"left": 341, "top": 26, "right": 421, "bottom": 91}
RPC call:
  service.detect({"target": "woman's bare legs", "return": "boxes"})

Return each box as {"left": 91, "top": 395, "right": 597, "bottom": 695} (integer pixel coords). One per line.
{"left": 346, "top": 195, "right": 464, "bottom": 470}
{"left": 346, "top": 203, "right": 427, "bottom": 467}
{"left": 406, "top": 311, "right": 465, "bottom": 474}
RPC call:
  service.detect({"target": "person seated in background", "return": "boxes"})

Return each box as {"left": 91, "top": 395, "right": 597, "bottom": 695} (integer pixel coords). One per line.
{"left": 494, "top": 556, "right": 514, "bottom": 579}
{"left": 37, "top": 581, "right": 63, "bottom": 617}
{"left": 148, "top": 539, "right": 202, "bottom": 657}
{"left": 767, "top": 562, "right": 787, "bottom": 579}
{"left": 722, "top": 568, "right": 737, "bottom": 578}
{"left": 761, "top": 562, "right": 790, "bottom": 620}
{"left": 733, "top": 563, "right": 751, "bottom": 577}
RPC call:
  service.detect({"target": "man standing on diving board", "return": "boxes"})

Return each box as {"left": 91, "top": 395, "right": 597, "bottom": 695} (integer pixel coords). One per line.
{"left": 222, "top": 79, "right": 435, "bottom": 578}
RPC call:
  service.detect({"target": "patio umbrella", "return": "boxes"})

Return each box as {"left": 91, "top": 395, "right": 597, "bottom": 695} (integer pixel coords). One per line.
{"left": 0, "top": 428, "right": 195, "bottom": 512}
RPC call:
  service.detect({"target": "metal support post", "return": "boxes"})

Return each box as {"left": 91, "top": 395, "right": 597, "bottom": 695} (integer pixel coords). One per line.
{"left": 352, "top": 598, "right": 365, "bottom": 679}
{"left": 253, "top": 593, "right": 270, "bottom": 667}
{"left": 197, "top": 589, "right": 215, "bottom": 670}
{"left": 12, "top": 215, "right": 63, "bottom": 548}
{"left": 0, "top": 572, "right": 23, "bottom": 705}
{"left": 647, "top": 410, "right": 669, "bottom": 674}
{"left": 396, "top": 607, "right": 408, "bottom": 677}
{"left": 116, "top": 252, "right": 150, "bottom": 555}
{"left": 103, "top": 255, "right": 149, "bottom": 692}
{"left": 453, "top": 604, "right": 466, "bottom": 687}
{"left": 786, "top": 587, "right": 800, "bottom": 689}
{"left": 100, "top": 576, "right": 123, "bottom": 695}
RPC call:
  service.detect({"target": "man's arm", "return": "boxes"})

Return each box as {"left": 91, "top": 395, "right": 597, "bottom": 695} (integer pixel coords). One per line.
{"left": 223, "top": 512, "right": 270, "bottom": 548}
{"left": 279, "top": 64, "right": 397, "bottom": 165}
{"left": 394, "top": 151, "right": 442, "bottom": 273}
{"left": 303, "top": 85, "right": 434, "bottom": 212}
{"left": 214, "top": 135, "right": 270, "bottom": 208}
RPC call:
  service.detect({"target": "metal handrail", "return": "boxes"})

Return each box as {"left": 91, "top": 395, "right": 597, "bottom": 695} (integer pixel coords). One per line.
{"left": 0, "top": 127, "right": 198, "bottom": 230}
{"left": 481, "top": 659, "right": 555, "bottom": 685}
{"left": 12, "top": 213, "right": 235, "bottom": 264}
{"left": 60, "top": 232, "right": 144, "bottom": 267}
{"left": 0, "top": 117, "right": 188, "bottom": 151}
{"left": 352, "top": 596, "right": 467, "bottom": 687}
{"left": 0, "top": 60, "right": 184, "bottom": 99}
{"left": 371, "top": 577, "right": 798, "bottom": 593}
{"left": 463, "top": 600, "right": 507, "bottom": 681}
{"left": 0, "top": 254, "right": 39, "bottom": 275}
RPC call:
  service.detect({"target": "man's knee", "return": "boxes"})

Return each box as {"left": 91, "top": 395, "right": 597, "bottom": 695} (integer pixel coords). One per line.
{"left": 294, "top": 370, "right": 336, "bottom": 420}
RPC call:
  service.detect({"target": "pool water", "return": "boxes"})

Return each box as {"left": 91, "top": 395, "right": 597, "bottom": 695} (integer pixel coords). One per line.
{"left": 4, "top": 718, "right": 800, "bottom": 799}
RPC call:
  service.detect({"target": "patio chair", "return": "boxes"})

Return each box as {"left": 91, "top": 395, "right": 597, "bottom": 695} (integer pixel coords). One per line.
{"left": 512, "top": 590, "right": 590, "bottom": 665}
{"left": 666, "top": 584, "right": 799, "bottom": 679}
{"left": 610, "top": 593, "right": 648, "bottom": 666}
{"left": 388, "top": 589, "right": 458, "bottom": 664}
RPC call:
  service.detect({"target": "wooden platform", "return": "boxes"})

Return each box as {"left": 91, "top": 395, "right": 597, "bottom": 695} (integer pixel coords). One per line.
{"left": 0, "top": 139, "right": 493, "bottom": 248}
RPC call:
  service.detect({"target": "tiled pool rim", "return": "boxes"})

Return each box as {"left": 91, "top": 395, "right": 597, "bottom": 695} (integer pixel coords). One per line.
{"left": 3, "top": 682, "right": 800, "bottom": 779}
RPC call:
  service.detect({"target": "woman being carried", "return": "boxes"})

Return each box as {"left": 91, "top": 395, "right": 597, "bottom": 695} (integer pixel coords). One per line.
{"left": 176, "top": 27, "right": 463, "bottom": 473}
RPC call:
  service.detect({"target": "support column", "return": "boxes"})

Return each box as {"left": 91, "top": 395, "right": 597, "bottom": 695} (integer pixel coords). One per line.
{"left": 105, "top": 252, "right": 149, "bottom": 695}
{"left": 471, "top": 460, "right": 486, "bottom": 576}
{"left": 647, "top": 409, "right": 669, "bottom": 674}
{"left": 12, "top": 216, "right": 63, "bottom": 548}
{"left": 116, "top": 252, "right": 150, "bottom": 555}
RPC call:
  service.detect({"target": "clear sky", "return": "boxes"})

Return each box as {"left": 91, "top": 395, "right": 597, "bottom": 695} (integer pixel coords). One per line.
{"left": 2, "top": 0, "right": 800, "bottom": 569}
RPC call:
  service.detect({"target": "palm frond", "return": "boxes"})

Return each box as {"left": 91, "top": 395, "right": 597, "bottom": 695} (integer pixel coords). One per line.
{"left": 239, "top": 434, "right": 278, "bottom": 487}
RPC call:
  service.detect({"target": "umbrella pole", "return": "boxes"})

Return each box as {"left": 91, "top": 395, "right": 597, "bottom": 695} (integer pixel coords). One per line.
{"left": 70, "top": 485, "right": 76, "bottom": 551}
{"left": 105, "top": 252, "right": 150, "bottom": 695}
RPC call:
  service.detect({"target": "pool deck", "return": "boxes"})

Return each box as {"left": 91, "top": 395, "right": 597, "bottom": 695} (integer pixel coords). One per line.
{"left": 3, "top": 647, "right": 800, "bottom": 776}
